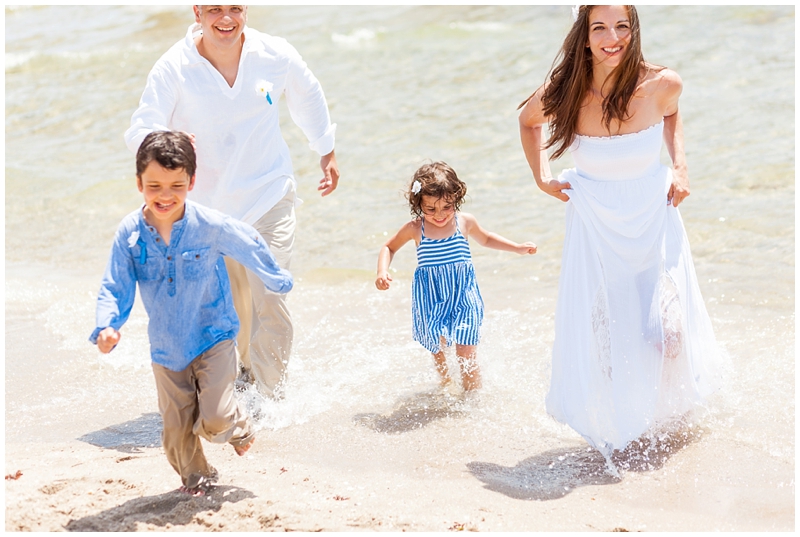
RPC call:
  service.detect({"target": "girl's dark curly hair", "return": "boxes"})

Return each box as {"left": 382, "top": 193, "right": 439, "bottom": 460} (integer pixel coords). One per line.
{"left": 406, "top": 161, "right": 468, "bottom": 218}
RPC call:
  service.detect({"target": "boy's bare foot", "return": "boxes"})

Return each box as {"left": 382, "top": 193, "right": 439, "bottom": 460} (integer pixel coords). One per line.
{"left": 178, "top": 474, "right": 215, "bottom": 496}
{"left": 233, "top": 436, "right": 255, "bottom": 456}
{"left": 178, "top": 484, "right": 207, "bottom": 497}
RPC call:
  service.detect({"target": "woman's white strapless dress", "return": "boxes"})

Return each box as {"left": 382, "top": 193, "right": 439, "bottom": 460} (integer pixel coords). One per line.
{"left": 546, "top": 121, "right": 722, "bottom": 455}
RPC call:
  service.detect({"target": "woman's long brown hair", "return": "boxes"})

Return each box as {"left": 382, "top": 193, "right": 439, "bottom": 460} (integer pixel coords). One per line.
{"left": 521, "top": 5, "right": 651, "bottom": 160}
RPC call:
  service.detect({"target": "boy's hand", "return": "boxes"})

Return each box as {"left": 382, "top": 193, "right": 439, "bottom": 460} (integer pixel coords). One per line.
{"left": 517, "top": 242, "right": 538, "bottom": 255}
{"left": 97, "top": 327, "right": 121, "bottom": 353}
{"left": 375, "top": 272, "right": 392, "bottom": 290}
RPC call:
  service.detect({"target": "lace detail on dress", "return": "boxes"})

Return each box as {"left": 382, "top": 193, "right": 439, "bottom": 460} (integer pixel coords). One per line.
{"left": 659, "top": 272, "right": 684, "bottom": 360}
{"left": 591, "top": 286, "right": 612, "bottom": 380}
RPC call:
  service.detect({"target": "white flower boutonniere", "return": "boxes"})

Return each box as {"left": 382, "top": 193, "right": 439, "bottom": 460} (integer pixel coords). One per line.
{"left": 256, "top": 80, "right": 274, "bottom": 105}
{"left": 411, "top": 180, "right": 422, "bottom": 195}
{"left": 128, "top": 230, "right": 147, "bottom": 263}
{"left": 127, "top": 231, "right": 140, "bottom": 248}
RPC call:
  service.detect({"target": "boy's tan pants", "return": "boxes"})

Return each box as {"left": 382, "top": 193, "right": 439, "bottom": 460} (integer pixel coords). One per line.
{"left": 224, "top": 187, "right": 296, "bottom": 398}
{"left": 152, "top": 339, "right": 253, "bottom": 486}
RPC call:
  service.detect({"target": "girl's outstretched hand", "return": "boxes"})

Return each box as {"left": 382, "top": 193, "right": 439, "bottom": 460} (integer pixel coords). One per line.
{"left": 97, "top": 327, "right": 120, "bottom": 353}
{"left": 516, "top": 242, "right": 538, "bottom": 255}
{"left": 375, "top": 272, "right": 393, "bottom": 290}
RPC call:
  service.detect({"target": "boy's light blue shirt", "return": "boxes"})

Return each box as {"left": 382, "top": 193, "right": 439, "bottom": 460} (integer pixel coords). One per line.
{"left": 90, "top": 200, "right": 293, "bottom": 371}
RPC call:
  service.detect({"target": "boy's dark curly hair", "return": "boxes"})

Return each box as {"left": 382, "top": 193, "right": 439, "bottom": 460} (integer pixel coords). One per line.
{"left": 406, "top": 161, "right": 467, "bottom": 218}
{"left": 136, "top": 131, "right": 197, "bottom": 179}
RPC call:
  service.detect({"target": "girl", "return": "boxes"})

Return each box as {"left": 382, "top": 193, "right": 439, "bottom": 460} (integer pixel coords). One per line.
{"left": 518, "top": 5, "right": 722, "bottom": 459}
{"left": 376, "top": 162, "right": 537, "bottom": 391}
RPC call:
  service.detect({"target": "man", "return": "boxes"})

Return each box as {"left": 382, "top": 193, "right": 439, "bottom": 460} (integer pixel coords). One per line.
{"left": 125, "top": 5, "right": 339, "bottom": 398}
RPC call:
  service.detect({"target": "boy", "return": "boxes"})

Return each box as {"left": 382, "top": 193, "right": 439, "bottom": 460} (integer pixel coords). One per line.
{"left": 90, "top": 131, "right": 292, "bottom": 496}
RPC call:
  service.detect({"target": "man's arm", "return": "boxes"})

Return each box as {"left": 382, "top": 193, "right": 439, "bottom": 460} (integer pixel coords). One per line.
{"left": 282, "top": 43, "right": 339, "bottom": 196}
{"left": 123, "top": 64, "right": 179, "bottom": 153}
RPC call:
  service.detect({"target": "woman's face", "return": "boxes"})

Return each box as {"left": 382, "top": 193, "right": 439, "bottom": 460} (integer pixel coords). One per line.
{"left": 586, "top": 5, "right": 632, "bottom": 70}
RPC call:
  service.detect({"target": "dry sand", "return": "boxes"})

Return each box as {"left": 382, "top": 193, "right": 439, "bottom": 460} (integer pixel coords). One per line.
{"left": 5, "top": 399, "right": 794, "bottom": 532}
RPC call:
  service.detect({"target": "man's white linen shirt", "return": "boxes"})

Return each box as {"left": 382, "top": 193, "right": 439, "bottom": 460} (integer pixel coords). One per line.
{"left": 125, "top": 24, "right": 336, "bottom": 225}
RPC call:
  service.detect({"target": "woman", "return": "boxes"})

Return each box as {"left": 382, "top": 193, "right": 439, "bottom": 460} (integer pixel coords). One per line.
{"left": 519, "top": 5, "right": 722, "bottom": 460}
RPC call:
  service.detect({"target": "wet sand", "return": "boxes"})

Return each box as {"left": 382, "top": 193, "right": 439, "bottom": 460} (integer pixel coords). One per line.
{"left": 5, "top": 397, "right": 794, "bottom": 532}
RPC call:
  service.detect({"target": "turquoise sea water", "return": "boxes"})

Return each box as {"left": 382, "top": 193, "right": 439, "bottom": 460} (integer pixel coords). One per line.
{"left": 4, "top": 5, "right": 794, "bottom": 511}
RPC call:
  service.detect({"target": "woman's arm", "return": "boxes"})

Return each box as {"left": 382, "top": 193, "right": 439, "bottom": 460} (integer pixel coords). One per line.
{"left": 461, "top": 213, "right": 537, "bottom": 255}
{"left": 660, "top": 70, "right": 690, "bottom": 207}
{"left": 518, "top": 89, "right": 571, "bottom": 202}
{"left": 376, "top": 221, "right": 419, "bottom": 290}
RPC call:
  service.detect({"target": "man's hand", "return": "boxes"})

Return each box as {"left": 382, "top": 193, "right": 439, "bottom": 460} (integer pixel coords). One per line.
{"left": 318, "top": 150, "right": 339, "bottom": 196}
{"left": 183, "top": 131, "right": 197, "bottom": 151}
{"left": 97, "top": 327, "right": 121, "bottom": 354}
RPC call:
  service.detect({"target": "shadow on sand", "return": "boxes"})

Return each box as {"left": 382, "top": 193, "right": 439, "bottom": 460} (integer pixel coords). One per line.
{"left": 467, "top": 424, "right": 703, "bottom": 501}
{"left": 64, "top": 485, "right": 258, "bottom": 531}
{"left": 353, "top": 386, "right": 469, "bottom": 434}
{"left": 77, "top": 412, "right": 163, "bottom": 453}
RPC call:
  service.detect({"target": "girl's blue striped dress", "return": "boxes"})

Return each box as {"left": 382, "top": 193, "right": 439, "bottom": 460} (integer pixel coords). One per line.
{"left": 412, "top": 214, "right": 484, "bottom": 353}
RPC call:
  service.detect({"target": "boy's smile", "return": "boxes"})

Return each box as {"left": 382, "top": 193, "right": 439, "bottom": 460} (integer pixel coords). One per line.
{"left": 138, "top": 162, "right": 195, "bottom": 235}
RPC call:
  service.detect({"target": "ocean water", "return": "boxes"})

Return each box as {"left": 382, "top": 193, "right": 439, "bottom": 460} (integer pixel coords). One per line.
{"left": 4, "top": 4, "right": 794, "bottom": 489}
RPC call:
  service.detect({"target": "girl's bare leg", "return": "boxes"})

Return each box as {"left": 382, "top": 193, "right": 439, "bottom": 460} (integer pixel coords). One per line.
{"left": 432, "top": 336, "right": 451, "bottom": 385}
{"left": 456, "top": 344, "right": 481, "bottom": 391}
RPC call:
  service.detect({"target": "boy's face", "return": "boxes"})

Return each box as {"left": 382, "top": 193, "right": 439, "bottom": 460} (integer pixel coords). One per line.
{"left": 137, "top": 162, "right": 195, "bottom": 228}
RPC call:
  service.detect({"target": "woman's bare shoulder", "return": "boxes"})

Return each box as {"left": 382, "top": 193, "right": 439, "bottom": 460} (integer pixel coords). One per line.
{"left": 519, "top": 83, "right": 549, "bottom": 125}
{"left": 635, "top": 66, "right": 681, "bottom": 107}
{"left": 643, "top": 65, "right": 682, "bottom": 93}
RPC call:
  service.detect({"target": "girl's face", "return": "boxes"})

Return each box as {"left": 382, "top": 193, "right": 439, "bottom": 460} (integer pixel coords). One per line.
{"left": 420, "top": 195, "right": 456, "bottom": 229}
{"left": 586, "top": 5, "right": 631, "bottom": 70}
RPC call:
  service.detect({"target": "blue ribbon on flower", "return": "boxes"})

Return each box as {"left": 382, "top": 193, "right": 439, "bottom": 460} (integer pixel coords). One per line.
{"left": 137, "top": 237, "right": 147, "bottom": 264}
{"left": 256, "top": 81, "right": 274, "bottom": 105}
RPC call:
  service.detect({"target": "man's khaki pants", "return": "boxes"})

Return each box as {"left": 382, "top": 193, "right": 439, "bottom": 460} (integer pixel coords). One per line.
{"left": 224, "top": 187, "right": 295, "bottom": 398}
{"left": 152, "top": 339, "right": 254, "bottom": 486}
